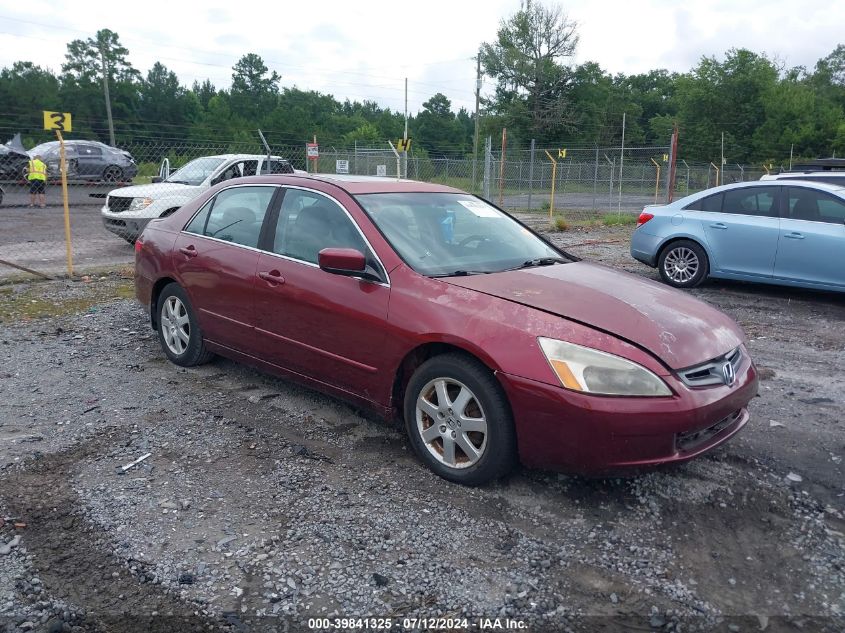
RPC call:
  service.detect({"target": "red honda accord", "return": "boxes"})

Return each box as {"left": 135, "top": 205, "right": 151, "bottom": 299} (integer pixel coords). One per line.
{"left": 135, "top": 174, "right": 758, "bottom": 485}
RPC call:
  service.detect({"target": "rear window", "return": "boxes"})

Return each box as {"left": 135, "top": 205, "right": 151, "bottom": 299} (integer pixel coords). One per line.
{"left": 683, "top": 193, "right": 723, "bottom": 212}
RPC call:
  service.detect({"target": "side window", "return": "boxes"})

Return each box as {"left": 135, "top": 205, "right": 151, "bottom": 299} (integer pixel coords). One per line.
{"left": 787, "top": 187, "right": 845, "bottom": 224}
{"left": 212, "top": 160, "right": 259, "bottom": 184}
{"left": 272, "top": 189, "right": 367, "bottom": 263}
{"left": 184, "top": 186, "right": 275, "bottom": 248}
{"left": 268, "top": 160, "right": 294, "bottom": 174}
{"left": 84, "top": 145, "right": 102, "bottom": 156}
{"left": 683, "top": 193, "right": 722, "bottom": 212}
{"left": 722, "top": 187, "right": 779, "bottom": 217}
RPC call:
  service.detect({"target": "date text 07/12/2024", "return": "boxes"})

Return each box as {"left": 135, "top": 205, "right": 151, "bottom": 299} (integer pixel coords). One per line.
{"left": 306, "top": 617, "right": 528, "bottom": 630}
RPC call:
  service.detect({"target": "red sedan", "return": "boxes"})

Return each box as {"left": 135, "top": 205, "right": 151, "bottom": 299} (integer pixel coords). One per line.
{"left": 135, "top": 174, "right": 758, "bottom": 485}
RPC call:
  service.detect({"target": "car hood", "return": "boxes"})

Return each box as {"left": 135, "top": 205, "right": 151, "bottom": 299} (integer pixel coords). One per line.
{"left": 444, "top": 261, "right": 745, "bottom": 369}
{"left": 108, "top": 182, "right": 203, "bottom": 199}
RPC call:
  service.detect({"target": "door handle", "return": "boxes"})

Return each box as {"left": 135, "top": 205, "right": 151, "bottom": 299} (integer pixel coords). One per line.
{"left": 709, "top": 223, "right": 728, "bottom": 230}
{"left": 178, "top": 245, "right": 198, "bottom": 258}
{"left": 258, "top": 270, "right": 285, "bottom": 285}
{"left": 784, "top": 232, "right": 805, "bottom": 240}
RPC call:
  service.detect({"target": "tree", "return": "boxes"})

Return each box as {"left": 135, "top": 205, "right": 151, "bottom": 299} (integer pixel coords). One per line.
{"left": 229, "top": 53, "right": 280, "bottom": 122}
{"left": 0, "top": 62, "right": 60, "bottom": 139}
{"left": 60, "top": 29, "right": 141, "bottom": 142}
{"left": 414, "top": 93, "right": 467, "bottom": 156}
{"left": 139, "top": 62, "right": 197, "bottom": 138}
{"left": 480, "top": 0, "right": 579, "bottom": 144}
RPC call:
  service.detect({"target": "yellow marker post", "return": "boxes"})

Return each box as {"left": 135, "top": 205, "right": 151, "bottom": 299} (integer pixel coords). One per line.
{"left": 43, "top": 111, "right": 74, "bottom": 275}
{"left": 55, "top": 131, "right": 73, "bottom": 276}
{"left": 544, "top": 150, "right": 557, "bottom": 223}
{"left": 558, "top": 148, "right": 567, "bottom": 159}
{"left": 710, "top": 162, "right": 720, "bottom": 187}
{"left": 650, "top": 157, "right": 661, "bottom": 204}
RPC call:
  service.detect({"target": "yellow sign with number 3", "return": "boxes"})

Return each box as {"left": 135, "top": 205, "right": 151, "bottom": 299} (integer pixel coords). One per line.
{"left": 43, "top": 111, "right": 72, "bottom": 132}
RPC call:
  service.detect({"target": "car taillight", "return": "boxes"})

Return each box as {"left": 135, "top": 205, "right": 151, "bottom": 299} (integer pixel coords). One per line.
{"left": 135, "top": 239, "right": 144, "bottom": 253}
{"left": 636, "top": 211, "right": 654, "bottom": 228}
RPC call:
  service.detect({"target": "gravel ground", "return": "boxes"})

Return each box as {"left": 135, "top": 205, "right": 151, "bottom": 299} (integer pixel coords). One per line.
{"left": 0, "top": 227, "right": 844, "bottom": 633}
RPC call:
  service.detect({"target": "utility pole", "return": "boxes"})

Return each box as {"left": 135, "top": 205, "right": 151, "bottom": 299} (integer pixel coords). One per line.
{"left": 100, "top": 44, "right": 115, "bottom": 146}
{"left": 403, "top": 77, "right": 408, "bottom": 179}
{"left": 472, "top": 51, "right": 481, "bottom": 191}
{"left": 721, "top": 132, "right": 725, "bottom": 185}
{"left": 789, "top": 144, "right": 794, "bottom": 170}
{"left": 618, "top": 112, "right": 625, "bottom": 212}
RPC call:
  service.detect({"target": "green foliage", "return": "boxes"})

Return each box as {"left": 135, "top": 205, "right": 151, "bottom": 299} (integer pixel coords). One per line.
{"left": 2, "top": 20, "right": 845, "bottom": 168}
{"left": 480, "top": 0, "right": 579, "bottom": 146}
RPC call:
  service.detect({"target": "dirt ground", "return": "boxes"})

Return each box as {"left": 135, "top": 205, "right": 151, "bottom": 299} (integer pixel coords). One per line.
{"left": 0, "top": 226, "right": 843, "bottom": 633}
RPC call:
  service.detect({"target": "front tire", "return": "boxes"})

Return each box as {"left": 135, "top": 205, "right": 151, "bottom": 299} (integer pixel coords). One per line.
{"left": 658, "top": 239, "right": 708, "bottom": 288}
{"left": 404, "top": 354, "right": 516, "bottom": 485}
{"left": 156, "top": 283, "right": 214, "bottom": 367}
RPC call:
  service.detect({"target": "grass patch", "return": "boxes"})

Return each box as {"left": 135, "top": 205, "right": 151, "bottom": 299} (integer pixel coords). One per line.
{"left": 600, "top": 213, "right": 639, "bottom": 226}
{"left": 548, "top": 216, "right": 570, "bottom": 232}
{"left": 0, "top": 277, "right": 134, "bottom": 323}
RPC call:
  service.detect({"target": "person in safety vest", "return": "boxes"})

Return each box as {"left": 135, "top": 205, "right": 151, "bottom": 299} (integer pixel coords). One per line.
{"left": 27, "top": 155, "right": 47, "bottom": 208}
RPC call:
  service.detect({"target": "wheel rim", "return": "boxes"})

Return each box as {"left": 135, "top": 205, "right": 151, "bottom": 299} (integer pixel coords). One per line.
{"left": 415, "top": 377, "right": 488, "bottom": 469}
{"left": 664, "top": 247, "right": 700, "bottom": 284}
{"left": 104, "top": 167, "right": 121, "bottom": 182}
{"left": 160, "top": 296, "right": 190, "bottom": 356}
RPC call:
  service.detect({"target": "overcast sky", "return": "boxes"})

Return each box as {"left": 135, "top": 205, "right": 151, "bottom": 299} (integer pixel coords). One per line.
{"left": 0, "top": 0, "right": 843, "bottom": 116}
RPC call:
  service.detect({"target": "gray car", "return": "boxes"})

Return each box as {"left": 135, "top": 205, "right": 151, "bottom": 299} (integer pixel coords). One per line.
{"left": 28, "top": 140, "right": 138, "bottom": 183}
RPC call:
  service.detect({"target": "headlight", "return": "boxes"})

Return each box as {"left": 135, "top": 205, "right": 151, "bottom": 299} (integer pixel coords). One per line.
{"left": 538, "top": 337, "right": 671, "bottom": 397}
{"left": 128, "top": 197, "right": 153, "bottom": 211}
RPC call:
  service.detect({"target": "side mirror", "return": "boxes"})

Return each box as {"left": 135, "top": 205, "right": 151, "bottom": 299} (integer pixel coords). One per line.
{"left": 151, "top": 176, "right": 163, "bottom": 183}
{"left": 318, "top": 248, "right": 381, "bottom": 282}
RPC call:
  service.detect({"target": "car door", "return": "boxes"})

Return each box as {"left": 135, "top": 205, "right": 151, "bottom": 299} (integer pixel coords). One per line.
{"left": 699, "top": 186, "right": 781, "bottom": 278}
{"left": 252, "top": 186, "right": 391, "bottom": 400}
{"left": 773, "top": 186, "right": 845, "bottom": 289}
{"left": 76, "top": 143, "right": 103, "bottom": 178}
{"left": 172, "top": 184, "right": 279, "bottom": 351}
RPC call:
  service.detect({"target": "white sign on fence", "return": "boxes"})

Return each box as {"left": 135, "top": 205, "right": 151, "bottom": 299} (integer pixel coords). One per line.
{"left": 376, "top": 164, "right": 387, "bottom": 177}
{"left": 336, "top": 159, "right": 349, "bottom": 174}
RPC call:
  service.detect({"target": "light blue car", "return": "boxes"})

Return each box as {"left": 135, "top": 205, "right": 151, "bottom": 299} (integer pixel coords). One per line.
{"left": 630, "top": 180, "right": 845, "bottom": 293}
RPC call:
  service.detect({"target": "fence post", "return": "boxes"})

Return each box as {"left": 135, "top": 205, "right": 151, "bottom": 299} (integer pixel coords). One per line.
{"left": 605, "top": 154, "right": 614, "bottom": 213}
{"left": 528, "top": 139, "right": 535, "bottom": 211}
{"left": 483, "top": 136, "right": 492, "bottom": 201}
{"left": 543, "top": 150, "right": 557, "bottom": 222}
{"left": 592, "top": 146, "right": 599, "bottom": 213}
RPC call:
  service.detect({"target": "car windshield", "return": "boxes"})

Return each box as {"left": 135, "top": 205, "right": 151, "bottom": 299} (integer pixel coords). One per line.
{"left": 166, "top": 157, "right": 227, "bottom": 186}
{"left": 356, "top": 192, "right": 567, "bottom": 277}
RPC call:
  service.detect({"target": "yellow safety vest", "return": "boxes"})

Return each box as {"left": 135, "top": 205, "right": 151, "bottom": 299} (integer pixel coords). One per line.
{"left": 27, "top": 159, "right": 47, "bottom": 181}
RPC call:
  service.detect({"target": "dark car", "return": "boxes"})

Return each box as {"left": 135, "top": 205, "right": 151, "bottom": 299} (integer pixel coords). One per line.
{"left": 0, "top": 134, "right": 30, "bottom": 180}
{"left": 135, "top": 174, "right": 758, "bottom": 485}
{"left": 28, "top": 140, "right": 137, "bottom": 182}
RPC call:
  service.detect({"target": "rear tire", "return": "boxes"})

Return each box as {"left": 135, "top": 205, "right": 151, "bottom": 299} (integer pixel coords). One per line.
{"left": 658, "top": 239, "right": 708, "bottom": 288}
{"left": 404, "top": 353, "right": 516, "bottom": 485}
{"left": 156, "top": 283, "right": 214, "bottom": 367}
{"left": 103, "top": 166, "right": 123, "bottom": 182}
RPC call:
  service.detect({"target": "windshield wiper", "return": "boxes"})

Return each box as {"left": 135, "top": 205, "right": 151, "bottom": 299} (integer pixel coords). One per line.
{"left": 430, "top": 270, "right": 490, "bottom": 277}
{"left": 503, "top": 257, "right": 568, "bottom": 272}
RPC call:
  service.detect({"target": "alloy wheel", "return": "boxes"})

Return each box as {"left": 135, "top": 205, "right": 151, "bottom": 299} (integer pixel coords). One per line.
{"left": 160, "top": 296, "right": 190, "bottom": 356}
{"left": 663, "top": 247, "right": 700, "bottom": 284}
{"left": 415, "top": 377, "right": 488, "bottom": 469}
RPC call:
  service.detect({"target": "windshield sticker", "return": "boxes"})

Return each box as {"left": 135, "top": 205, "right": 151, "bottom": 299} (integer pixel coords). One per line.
{"left": 458, "top": 199, "right": 500, "bottom": 217}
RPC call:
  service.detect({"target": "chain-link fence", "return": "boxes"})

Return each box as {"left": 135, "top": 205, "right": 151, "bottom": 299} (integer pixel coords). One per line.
{"left": 0, "top": 132, "right": 775, "bottom": 280}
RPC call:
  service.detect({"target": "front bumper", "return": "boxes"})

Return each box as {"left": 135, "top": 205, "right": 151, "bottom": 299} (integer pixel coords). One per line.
{"left": 498, "top": 354, "right": 758, "bottom": 474}
{"left": 102, "top": 215, "right": 151, "bottom": 241}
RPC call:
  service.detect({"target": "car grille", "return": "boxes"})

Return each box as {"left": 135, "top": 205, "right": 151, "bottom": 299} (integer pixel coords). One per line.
{"left": 107, "top": 196, "right": 133, "bottom": 213}
{"left": 678, "top": 347, "right": 743, "bottom": 388}
{"left": 676, "top": 410, "right": 743, "bottom": 452}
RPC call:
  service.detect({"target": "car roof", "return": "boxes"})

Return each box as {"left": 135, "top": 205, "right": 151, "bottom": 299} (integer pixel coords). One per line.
{"left": 694, "top": 179, "right": 845, "bottom": 194}
{"left": 248, "top": 173, "right": 465, "bottom": 194}
{"left": 197, "top": 154, "right": 290, "bottom": 161}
